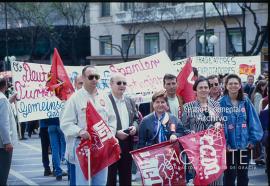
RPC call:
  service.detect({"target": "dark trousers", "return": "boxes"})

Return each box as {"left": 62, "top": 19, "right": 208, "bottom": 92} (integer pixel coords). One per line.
{"left": 224, "top": 149, "right": 251, "bottom": 186}
{"left": 20, "top": 122, "right": 27, "bottom": 138}
{"left": 107, "top": 138, "right": 133, "bottom": 186}
{"left": 39, "top": 127, "right": 50, "bottom": 170}
{"left": 107, "top": 151, "right": 132, "bottom": 186}
{"left": 0, "top": 148, "right": 13, "bottom": 186}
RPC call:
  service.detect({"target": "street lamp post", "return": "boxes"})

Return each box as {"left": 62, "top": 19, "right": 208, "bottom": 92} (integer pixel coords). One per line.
{"left": 199, "top": 3, "right": 218, "bottom": 56}
{"left": 203, "top": 2, "right": 207, "bottom": 56}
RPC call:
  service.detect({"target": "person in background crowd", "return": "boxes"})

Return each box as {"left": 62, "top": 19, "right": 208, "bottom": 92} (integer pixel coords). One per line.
{"left": 259, "top": 85, "right": 269, "bottom": 112}
{"left": 207, "top": 75, "right": 222, "bottom": 101}
{"left": 251, "top": 80, "right": 268, "bottom": 165}
{"left": 39, "top": 119, "right": 53, "bottom": 176}
{"left": 243, "top": 74, "right": 255, "bottom": 99}
{"left": 47, "top": 117, "right": 67, "bottom": 181}
{"left": 259, "top": 104, "right": 269, "bottom": 185}
{"left": 220, "top": 74, "right": 263, "bottom": 186}
{"left": 163, "top": 74, "right": 181, "bottom": 118}
{"left": 181, "top": 77, "right": 223, "bottom": 185}
{"left": 0, "top": 77, "right": 18, "bottom": 186}
{"left": 61, "top": 65, "right": 116, "bottom": 185}
{"left": 138, "top": 90, "right": 187, "bottom": 149}
{"left": 251, "top": 80, "right": 268, "bottom": 114}
{"left": 106, "top": 73, "right": 139, "bottom": 186}
{"left": 74, "top": 75, "right": 83, "bottom": 91}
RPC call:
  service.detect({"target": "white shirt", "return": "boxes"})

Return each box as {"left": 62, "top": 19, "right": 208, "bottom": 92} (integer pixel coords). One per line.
{"left": 167, "top": 96, "right": 180, "bottom": 118}
{"left": 60, "top": 87, "right": 116, "bottom": 163}
{"left": 110, "top": 95, "right": 130, "bottom": 135}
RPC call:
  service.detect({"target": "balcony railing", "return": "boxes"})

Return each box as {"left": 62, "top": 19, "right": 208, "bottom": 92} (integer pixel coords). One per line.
{"left": 114, "top": 3, "right": 242, "bottom": 24}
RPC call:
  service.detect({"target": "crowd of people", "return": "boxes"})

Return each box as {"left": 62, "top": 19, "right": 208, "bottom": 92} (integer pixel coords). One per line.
{"left": 0, "top": 65, "right": 269, "bottom": 186}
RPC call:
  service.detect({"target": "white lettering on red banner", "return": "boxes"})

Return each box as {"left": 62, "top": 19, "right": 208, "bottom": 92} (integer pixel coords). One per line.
{"left": 199, "top": 135, "right": 220, "bottom": 179}
{"left": 93, "top": 120, "right": 113, "bottom": 143}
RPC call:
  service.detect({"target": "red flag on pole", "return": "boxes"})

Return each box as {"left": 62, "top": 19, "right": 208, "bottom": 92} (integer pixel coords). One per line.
{"left": 76, "top": 101, "right": 121, "bottom": 179}
{"left": 130, "top": 141, "right": 185, "bottom": 186}
{"left": 46, "top": 48, "right": 74, "bottom": 100}
{"left": 178, "top": 128, "right": 227, "bottom": 186}
{"left": 176, "top": 57, "right": 196, "bottom": 103}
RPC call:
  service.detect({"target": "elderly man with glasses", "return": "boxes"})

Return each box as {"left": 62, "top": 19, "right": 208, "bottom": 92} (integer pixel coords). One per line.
{"left": 60, "top": 65, "right": 116, "bottom": 185}
{"left": 207, "top": 75, "right": 222, "bottom": 101}
{"left": 106, "top": 73, "right": 139, "bottom": 186}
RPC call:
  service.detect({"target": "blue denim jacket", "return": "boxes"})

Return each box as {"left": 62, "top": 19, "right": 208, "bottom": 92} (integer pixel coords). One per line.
{"left": 219, "top": 95, "right": 263, "bottom": 149}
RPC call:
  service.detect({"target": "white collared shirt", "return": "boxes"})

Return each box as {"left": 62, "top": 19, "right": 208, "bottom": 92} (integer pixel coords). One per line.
{"left": 112, "top": 95, "right": 130, "bottom": 132}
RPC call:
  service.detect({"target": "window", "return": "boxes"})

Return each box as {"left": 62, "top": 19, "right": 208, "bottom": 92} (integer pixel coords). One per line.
{"left": 226, "top": 27, "right": 245, "bottom": 55}
{"left": 170, "top": 39, "right": 186, "bottom": 60}
{"left": 101, "top": 3, "right": 110, "bottom": 17}
{"left": 99, "top": 36, "right": 112, "bottom": 55}
{"left": 196, "top": 29, "right": 214, "bottom": 56}
{"left": 121, "top": 3, "right": 135, "bottom": 11}
{"left": 145, "top": 3, "right": 159, "bottom": 8}
{"left": 262, "top": 26, "right": 268, "bottom": 48}
{"left": 122, "top": 34, "right": 136, "bottom": 55}
{"left": 144, "top": 33, "right": 159, "bottom": 55}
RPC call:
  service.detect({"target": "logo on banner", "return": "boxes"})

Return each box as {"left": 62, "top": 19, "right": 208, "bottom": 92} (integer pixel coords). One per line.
{"left": 131, "top": 142, "right": 185, "bottom": 186}
{"left": 239, "top": 64, "right": 256, "bottom": 75}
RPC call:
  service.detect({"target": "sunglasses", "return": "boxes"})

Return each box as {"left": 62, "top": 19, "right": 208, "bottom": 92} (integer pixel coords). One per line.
{"left": 88, "top": 74, "right": 100, "bottom": 80}
{"left": 116, "top": 81, "right": 127, "bottom": 86}
{"left": 210, "top": 83, "right": 219, "bottom": 88}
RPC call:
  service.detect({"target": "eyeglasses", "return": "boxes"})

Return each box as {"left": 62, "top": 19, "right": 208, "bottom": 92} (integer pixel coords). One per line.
{"left": 116, "top": 81, "right": 127, "bottom": 86}
{"left": 88, "top": 74, "right": 100, "bottom": 80}
{"left": 210, "top": 83, "right": 219, "bottom": 88}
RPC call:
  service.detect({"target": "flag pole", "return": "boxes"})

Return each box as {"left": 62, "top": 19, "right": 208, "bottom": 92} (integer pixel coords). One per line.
{"left": 88, "top": 148, "right": 91, "bottom": 186}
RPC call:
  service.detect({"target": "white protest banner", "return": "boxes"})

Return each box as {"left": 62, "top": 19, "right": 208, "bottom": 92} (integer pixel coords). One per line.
{"left": 107, "top": 50, "right": 175, "bottom": 103}
{"left": 11, "top": 61, "right": 65, "bottom": 122}
{"left": 172, "top": 55, "right": 261, "bottom": 81}
{"left": 11, "top": 51, "right": 174, "bottom": 122}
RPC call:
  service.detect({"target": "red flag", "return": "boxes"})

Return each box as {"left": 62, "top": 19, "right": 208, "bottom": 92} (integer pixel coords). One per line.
{"left": 131, "top": 141, "right": 185, "bottom": 186}
{"left": 76, "top": 101, "right": 121, "bottom": 179}
{"left": 176, "top": 58, "right": 196, "bottom": 103}
{"left": 178, "top": 128, "right": 227, "bottom": 186}
{"left": 46, "top": 48, "right": 74, "bottom": 100}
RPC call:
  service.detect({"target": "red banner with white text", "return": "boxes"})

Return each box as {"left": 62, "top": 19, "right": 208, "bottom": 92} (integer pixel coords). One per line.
{"left": 131, "top": 141, "right": 185, "bottom": 186}
{"left": 76, "top": 101, "right": 121, "bottom": 179}
{"left": 178, "top": 128, "right": 226, "bottom": 186}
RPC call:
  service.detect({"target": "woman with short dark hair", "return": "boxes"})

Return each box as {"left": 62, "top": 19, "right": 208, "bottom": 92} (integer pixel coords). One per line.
{"left": 181, "top": 77, "right": 223, "bottom": 185}
{"left": 137, "top": 90, "right": 187, "bottom": 149}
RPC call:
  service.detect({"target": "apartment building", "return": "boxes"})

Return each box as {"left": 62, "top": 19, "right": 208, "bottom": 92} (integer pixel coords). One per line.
{"left": 88, "top": 2, "right": 268, "bottom": 65}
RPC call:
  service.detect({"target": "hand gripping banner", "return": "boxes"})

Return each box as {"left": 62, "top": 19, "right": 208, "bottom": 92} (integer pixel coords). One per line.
{"left": 178, "top": 128, "right": 227, "bottom": 186}
{"left": 130, "top": 141, "right": 185, "bottom": 186}
{"left": 76, "top": 101, "right": 121, "bottom": 179}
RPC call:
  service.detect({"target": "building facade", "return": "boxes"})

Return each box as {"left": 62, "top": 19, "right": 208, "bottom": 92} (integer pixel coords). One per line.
{"left": 88, "top": 2, "right": 268, "bottom": 66}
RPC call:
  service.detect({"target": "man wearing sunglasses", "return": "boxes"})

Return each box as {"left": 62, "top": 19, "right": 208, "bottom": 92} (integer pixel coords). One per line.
{"left": 106, "top": 73, "right": 139, "bottom": 186}
{"left": 207, "top": 75, "right": 222, "bottom": 101}
{"left": 61, "top": 65, "right": 116, "bottom": 186}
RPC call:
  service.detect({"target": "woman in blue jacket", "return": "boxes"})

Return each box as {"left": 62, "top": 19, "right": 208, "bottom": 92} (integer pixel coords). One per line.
{"left": 219, "top": 74, "right": 263, "bottom": 186}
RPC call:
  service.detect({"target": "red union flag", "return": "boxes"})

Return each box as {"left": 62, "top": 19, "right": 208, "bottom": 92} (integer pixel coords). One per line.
{"left": 178, "top": 128, "right": 226, "bottom": 186}
{"left": 46, "top": 48, "right": 74, "bottom": 100}
{"left": 131, "top": 141, "right": 185, "bottom": 186}
{"left": 176, "top": 57, "right": 196, "bottom": 103}
{"left": 76, "top": 101, "right": 121, "bottom": 179}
